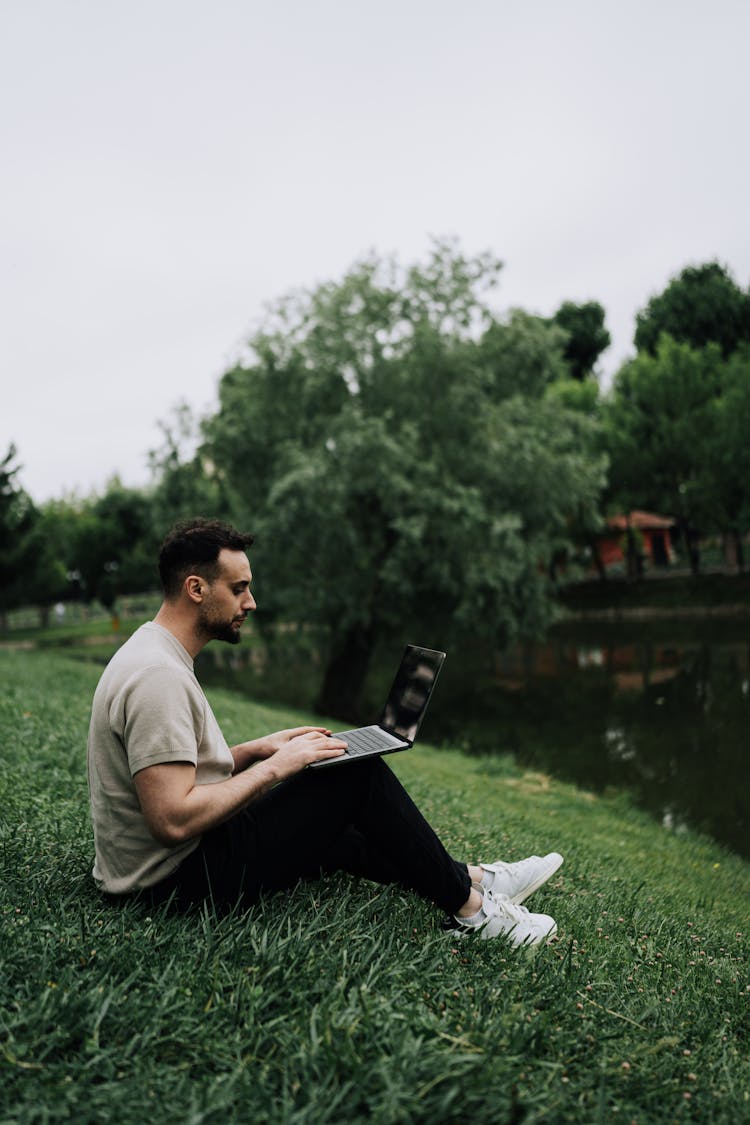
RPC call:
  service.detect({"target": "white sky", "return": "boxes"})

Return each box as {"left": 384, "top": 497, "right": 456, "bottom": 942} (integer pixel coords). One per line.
{"left": 2, "top": 0, "right": 749, "bottom": 503}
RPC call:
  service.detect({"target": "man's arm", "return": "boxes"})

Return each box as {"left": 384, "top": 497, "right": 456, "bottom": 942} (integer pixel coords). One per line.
{"left": 134, "top": 729, "right": 347, "bottom": 846}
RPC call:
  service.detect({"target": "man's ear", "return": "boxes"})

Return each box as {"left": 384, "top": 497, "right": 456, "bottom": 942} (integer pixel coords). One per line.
{"left": 185, "top": 575, "right": 205, "bottom": 603}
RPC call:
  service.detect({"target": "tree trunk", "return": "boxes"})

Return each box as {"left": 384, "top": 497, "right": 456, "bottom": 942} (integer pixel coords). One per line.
{"left": 588, "top": 534, "right": 607, "bottom": 581}
{"left": 688, "top": 529, "right": 701, "bottom": 575}
{"left": 678, "top": 519, "right": 700, "bottom": 575}
{"left": 315, "top": 624, "right": 375, "bottom": 722}
{"left": 625, "top": 526, "right": 642, "bottom": 580}
{"left": 735, "top": 531, "right": 745, "bottom": 573}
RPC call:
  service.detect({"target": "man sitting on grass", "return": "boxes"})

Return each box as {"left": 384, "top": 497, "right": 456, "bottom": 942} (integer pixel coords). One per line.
{"left": 87, "top": 518, "right": 563, "bottom": 947}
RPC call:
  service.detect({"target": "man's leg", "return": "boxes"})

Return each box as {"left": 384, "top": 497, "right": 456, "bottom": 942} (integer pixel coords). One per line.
{"left": 279, "top": 757, "right": 473, "bottom": 914}
{"left": 152, "top": 757, "right": 471, "bottom": 914}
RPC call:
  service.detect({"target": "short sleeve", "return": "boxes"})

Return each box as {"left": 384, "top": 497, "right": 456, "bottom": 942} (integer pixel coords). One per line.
{"left": 118, "top": 666, "right": 205, "bottom": 776}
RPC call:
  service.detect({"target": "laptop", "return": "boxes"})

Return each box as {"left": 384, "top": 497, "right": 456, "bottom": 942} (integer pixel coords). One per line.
{"left": 310, "top": 644, "right": 446, "bottom": 769}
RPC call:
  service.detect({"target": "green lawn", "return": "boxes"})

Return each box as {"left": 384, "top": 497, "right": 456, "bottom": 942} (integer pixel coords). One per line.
{"left": 1, "top": 650, "right": 748, "bottom": 1123}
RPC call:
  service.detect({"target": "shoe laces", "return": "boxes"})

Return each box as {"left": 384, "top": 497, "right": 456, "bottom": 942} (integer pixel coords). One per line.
{"left": 484, "top": 888, "right": 531, "bottom": 923}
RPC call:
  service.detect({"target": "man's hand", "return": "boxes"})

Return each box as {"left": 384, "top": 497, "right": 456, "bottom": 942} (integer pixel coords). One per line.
{"left": 263, "top": 726, "right": 336, "bottom": 755}
{"left": 266, "top": 729, "right": 347, "bottom": 779}
{"left": 231, "top": 726, "right": 344, "bottom": 773}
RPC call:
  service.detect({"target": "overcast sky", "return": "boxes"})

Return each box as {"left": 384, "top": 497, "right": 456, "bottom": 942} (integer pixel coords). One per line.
{"left": 3, "top": 0, "right": 749, "bottom": 503}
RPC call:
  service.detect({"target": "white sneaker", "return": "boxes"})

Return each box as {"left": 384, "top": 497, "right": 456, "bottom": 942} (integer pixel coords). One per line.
{"left": 452, "top": 884, "right": 557, "bottom": 948}
{"left": 479, "top": 852, "right": 563, "bottom": 904}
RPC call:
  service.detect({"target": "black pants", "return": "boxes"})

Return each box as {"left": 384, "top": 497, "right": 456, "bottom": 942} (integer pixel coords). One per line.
{"left": 147, "top": 756, "right": 471, "bottom": 915}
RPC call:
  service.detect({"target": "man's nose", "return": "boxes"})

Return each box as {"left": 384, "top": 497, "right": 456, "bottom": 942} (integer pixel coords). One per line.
{"left": 243, "top": 591, "right": 257, "bottom": 612}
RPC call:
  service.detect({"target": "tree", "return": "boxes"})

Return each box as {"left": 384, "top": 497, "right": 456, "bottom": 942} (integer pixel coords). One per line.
{"left": 544, "top": 374, "right": 608, "bottom": 577}
{"left": 551, "top": 301, "right": 611, "bottom": 380}
{"left": 634, "top": 262, "right": 750, "bottom": 357}
{"left": 0, "top": 446, "right": 71, "bottom": 626}
{"left": 203, "top": 243, "right": 607, "bottom": 716}
{"left": 32, "top": 499, "right": 88, "bottom": 610}
{"left": 604, "top": 337, "right": 725, "bottom": 573}
{"left": 71, "top": 481, "right": 158, "bottom": 609}
{"left": 0, "top": 446, "right": 37, "bottom": 622}
{"left": 148, "top": 401, "right": 226, "bottom": 536}
{"left": 704, "top": 346, "right": 750, "bottom": 569}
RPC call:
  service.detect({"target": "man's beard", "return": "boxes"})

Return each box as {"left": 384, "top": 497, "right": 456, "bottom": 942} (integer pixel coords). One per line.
{"left": 212, "top": 622, "right": 242, "bottom": 645}
{"left": 198, "top": 609, "right": 244, "bottom": 645}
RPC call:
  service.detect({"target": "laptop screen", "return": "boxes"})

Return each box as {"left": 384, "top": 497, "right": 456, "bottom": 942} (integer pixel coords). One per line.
{"left": 380, "top": 646, "right": 446, "bottom": 743}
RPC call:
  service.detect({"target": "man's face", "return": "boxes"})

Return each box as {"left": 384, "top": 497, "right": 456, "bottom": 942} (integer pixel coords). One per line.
{"left": 197, "top": 549, "right": 256, "bottom": 645}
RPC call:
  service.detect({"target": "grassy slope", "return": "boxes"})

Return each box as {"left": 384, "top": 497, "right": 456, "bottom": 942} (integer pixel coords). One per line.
{"left": 0, "top": 650, "right": 748, "bottom": 1124}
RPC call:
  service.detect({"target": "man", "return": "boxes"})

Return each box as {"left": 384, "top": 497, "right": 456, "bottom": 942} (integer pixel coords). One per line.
{"left": 88, "top": 518, "right": 563, "bottom": 946}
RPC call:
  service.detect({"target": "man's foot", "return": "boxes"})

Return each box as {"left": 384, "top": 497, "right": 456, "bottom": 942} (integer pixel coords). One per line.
{"left": 451, "top": 884, "right": 557, "bottom": 947}
{"left": 478, "top": 852, "right": 563, "bottom": 904}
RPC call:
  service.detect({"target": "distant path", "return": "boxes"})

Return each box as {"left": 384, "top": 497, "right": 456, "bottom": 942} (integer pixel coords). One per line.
{"left": 0, "top": 635, "right": 120, "bottom": 651}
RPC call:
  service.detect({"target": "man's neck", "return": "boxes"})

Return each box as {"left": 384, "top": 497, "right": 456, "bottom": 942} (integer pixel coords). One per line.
{"left": 153, "top": 602, "right": 205, "bottom": 660}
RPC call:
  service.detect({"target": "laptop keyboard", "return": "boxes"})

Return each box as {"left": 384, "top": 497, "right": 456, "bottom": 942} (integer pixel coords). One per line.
{"left": 333, "top": 725, "right": 406, "bottom": 757}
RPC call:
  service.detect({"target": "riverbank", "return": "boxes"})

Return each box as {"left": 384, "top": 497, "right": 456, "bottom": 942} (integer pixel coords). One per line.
{"left": 559, "top": 570, "right": 750, "bottom": 618}
{"left": 1, "top": 649, "right": 748, "bottom": 1122}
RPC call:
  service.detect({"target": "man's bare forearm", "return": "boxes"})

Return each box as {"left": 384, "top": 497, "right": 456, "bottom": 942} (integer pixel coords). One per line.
{"left": 135, "top": 730, "right": 346, "bottom": 847}
{"left": 135, "top": 759, "right": 286, "bottom": 846}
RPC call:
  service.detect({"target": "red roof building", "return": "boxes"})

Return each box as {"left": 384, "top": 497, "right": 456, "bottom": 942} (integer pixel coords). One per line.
{"left": 597, "top": 510, "right": 676, "bottom": 570}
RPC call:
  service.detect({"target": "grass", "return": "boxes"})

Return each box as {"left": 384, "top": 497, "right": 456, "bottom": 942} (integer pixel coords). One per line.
{"left": 1, "top": 650, "right": 749, "bottom": 1124}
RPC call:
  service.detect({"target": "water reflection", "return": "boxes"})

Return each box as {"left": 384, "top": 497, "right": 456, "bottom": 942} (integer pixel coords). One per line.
{"left": 425, "top": 622, "right": 750, "bottom": 860}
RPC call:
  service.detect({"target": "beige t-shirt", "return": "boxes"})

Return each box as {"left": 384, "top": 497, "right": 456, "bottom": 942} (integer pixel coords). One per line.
{"left": 87, "top": 621, "right": 234, "bottom": 894}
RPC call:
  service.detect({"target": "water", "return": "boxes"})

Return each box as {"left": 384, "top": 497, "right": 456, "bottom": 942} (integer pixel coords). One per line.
{"left": 421, "top": 618, "right": 750, "bottom": 860}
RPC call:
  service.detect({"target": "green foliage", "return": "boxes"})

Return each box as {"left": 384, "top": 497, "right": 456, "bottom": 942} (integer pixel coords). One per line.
{"left": 1, "top": 476, "right": 161, "bottom": 619}
{"left": 0, "top": 447, "right": 77, "bottom": 621}
{"left": 544, "top": 376, "right": 602, "bottom": 416}
{"left": 148, "top": 401, "right": 226, "bottom": 534}
{"left": 0, "top": 444, "right": 38, "bottom": 614}
{"left": 705, "top": 347, "right": 750, "bottom": 536}
{"left": 551, "top": 300, "right": 611, "bottom": 380}
{"left": 634, "top": 261, "right": 750, "bottom": 358}
{"left": 606, "top": 335, "right": 750, "bottom": 569}
{"left": 67, "top": 481, "right": 158, "bottom": 608}
{"left": 605, "top": 337, "right": 724, "bottom": 532}
{"left": 477, "top": 308, "right": 570, "bottom": 398}
{"left": 1, "top": 650, "right": 749, "bottom": 1123}
{"left": 202, "top": 244, "right": 607, "bottom": 711}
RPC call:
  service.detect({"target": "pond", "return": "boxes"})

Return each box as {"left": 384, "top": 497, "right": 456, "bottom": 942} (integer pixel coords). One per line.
{"left": 197, "top": 615, "right": 750, "bottom": 861}
{"left": 421, "top": 616, "right": 750, "bottom": 861}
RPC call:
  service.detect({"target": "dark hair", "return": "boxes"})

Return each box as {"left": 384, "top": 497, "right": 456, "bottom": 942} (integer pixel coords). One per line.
{"left": 158, "top": 518, "right": 255, "bottom": 599}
